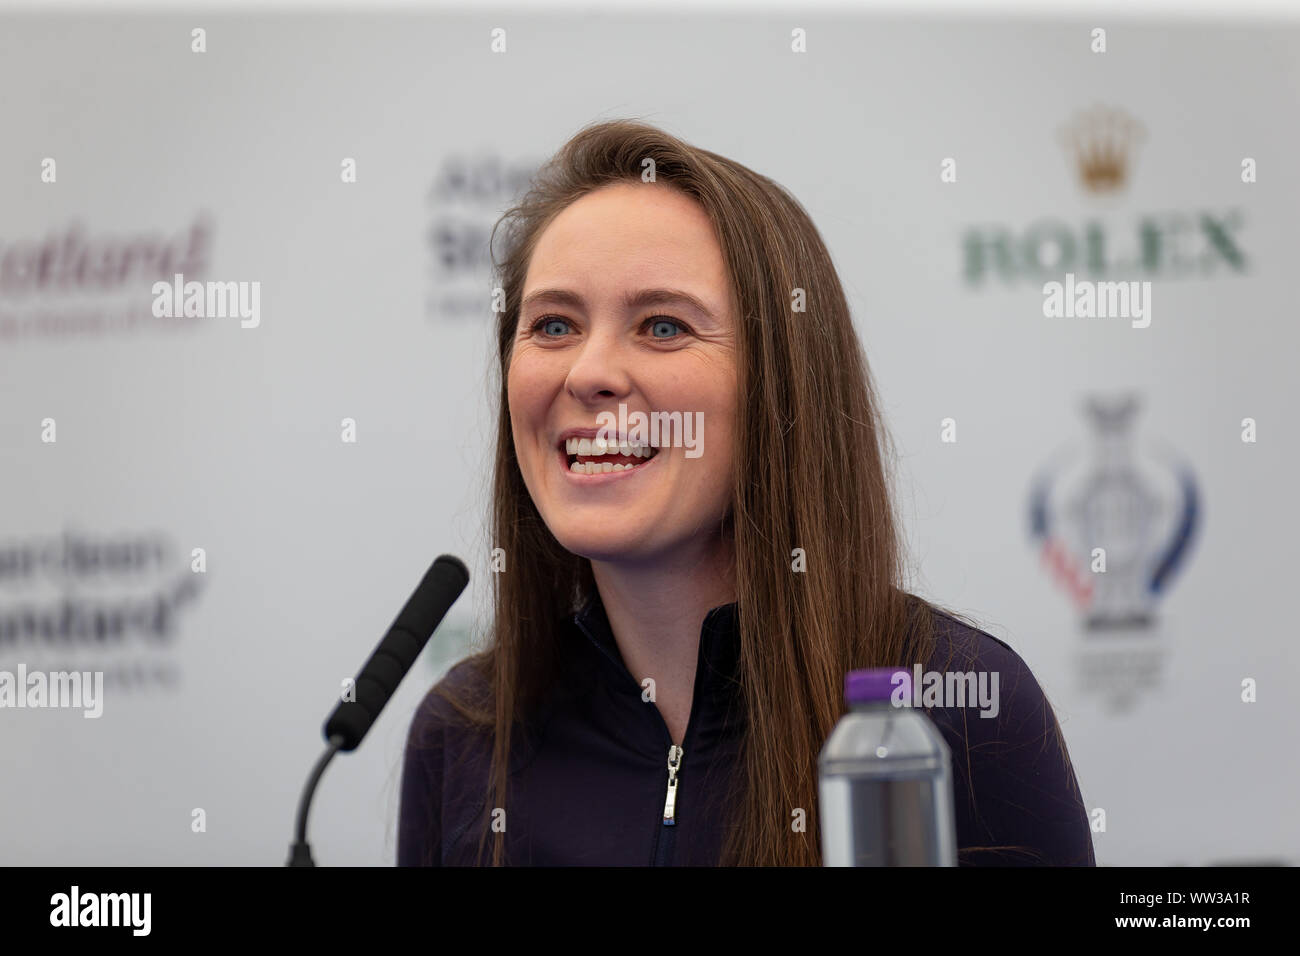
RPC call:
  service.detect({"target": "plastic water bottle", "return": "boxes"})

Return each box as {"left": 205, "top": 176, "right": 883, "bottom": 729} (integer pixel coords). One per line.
{"left": 818, "top": 667, "right": 957, "bottom": 866}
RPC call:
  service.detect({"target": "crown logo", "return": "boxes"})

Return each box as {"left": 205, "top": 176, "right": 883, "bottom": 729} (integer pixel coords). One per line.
{"left": 1058, "top": 105, "right": 1146, "bottom": 194}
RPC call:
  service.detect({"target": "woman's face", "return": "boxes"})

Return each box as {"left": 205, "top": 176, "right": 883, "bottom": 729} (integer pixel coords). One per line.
{"left": 507, "top": 182, "right": 737, "bottom": 565}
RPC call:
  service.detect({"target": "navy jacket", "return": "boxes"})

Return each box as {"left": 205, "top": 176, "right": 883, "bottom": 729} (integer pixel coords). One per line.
{"left": 398, "top": 594, "right": 1096, "bottom": 866}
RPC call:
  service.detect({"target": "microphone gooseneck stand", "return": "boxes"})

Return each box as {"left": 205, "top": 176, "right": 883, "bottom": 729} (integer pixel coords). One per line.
{"left": 287, "top": 734, "right": 346, "bottom": 867}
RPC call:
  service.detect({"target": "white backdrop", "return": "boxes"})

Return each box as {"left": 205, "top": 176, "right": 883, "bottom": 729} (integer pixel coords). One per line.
{"left": 1, "top": 8, "right": 1296, "bottom": 865}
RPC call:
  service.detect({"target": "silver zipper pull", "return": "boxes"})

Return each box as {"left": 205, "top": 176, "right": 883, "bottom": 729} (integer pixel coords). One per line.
{"left": 662, "top": 744, "right": 684, "bottom": 825}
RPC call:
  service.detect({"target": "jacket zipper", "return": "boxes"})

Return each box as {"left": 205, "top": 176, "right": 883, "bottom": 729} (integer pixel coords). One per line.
{"left": 662, "top": 744, "right": 684, "bottom": 824}
{"left": 577, "top": 607, "right": 720, "bottom": 866}
{"left": 652, "top": 740, "right": 684, "bottom": 866}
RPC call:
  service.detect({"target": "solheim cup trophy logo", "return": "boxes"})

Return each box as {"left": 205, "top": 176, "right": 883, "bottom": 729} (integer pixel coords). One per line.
{"left": 1029, "top": 394, "right": 1199, "bottom": 631}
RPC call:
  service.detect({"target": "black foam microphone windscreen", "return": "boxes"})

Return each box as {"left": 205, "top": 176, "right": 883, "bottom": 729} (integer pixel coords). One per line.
{"left": 323, "top": 554, "right": 469, "bottom": 751}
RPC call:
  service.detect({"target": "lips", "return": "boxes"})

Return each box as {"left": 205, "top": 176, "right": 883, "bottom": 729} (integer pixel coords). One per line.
{"left": 555, "top": 437, "right": 662, "bottom": 479}
{"left": 565, "top": 445, "right": 660, "bottom": 475}
{"left": 552, "top": 431, "right": 660, "bottom": 476}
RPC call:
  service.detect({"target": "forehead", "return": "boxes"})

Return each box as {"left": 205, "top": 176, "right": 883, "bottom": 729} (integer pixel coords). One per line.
{"left": 522, "top": 183, "right": 730, "bottom": 308}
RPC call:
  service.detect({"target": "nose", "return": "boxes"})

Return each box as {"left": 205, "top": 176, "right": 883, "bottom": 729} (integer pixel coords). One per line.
{"left": 564, "top": 325, "right": 633, "bottom": 406}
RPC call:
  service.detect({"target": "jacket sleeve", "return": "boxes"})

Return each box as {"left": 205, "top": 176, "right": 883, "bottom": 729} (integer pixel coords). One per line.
{"left": 930, "top": 620, "right": 1096, "bottom": 866}
{"left": 397, "top": 684, "right": 449, "bottom": 867}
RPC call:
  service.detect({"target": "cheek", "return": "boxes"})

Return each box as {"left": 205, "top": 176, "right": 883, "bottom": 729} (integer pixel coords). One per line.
{"left": 506, "top": 361, "right": 542, "bottom": 476}
{"left": 710, "top": 437, "right": 735, "bottom": 495}
{"left": 695, "top": 387, "right": 736, "bottom": 496}
{"left": 507, "top": 352, "right": 550, "bottom": 427}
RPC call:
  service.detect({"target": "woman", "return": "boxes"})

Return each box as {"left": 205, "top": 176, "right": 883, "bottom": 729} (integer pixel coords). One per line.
{"left": 398, "top": 119, "right": 1095, "bottom": 867}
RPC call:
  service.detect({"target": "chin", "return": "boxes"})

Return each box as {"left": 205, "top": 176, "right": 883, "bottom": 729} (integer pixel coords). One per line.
{"left": 553, "top": 535, "right": 645, "bottom": 564}
{"left": 547, "top": 525, "right": 664, "bottom": 565}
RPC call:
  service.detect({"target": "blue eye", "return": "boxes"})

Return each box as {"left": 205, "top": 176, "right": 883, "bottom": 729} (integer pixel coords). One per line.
{"left": 649, "top": 318, "right": 682, "bottom": 339}
{"left": 533, "top": 316, "right": 570, "bottom": 336}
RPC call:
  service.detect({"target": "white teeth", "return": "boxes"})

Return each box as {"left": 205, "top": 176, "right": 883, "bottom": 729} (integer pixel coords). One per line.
{"left": 561, "top": 435, "right": 660, "bottom": 470}
{"left": 563, "top": 436, "right": 656, "bottom": 455}
{"left": 566, "top": 460, "right": 639, "bottom": 475}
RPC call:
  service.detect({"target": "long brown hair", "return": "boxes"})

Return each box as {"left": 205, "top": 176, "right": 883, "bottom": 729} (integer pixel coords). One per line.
{"left": 438, "top": 119, "right": 988, "bottom": 866}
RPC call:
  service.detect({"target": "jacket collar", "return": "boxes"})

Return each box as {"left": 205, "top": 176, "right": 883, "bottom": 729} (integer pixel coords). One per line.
{"left": 573, "top": 590, "right": 742, "bottom": 704}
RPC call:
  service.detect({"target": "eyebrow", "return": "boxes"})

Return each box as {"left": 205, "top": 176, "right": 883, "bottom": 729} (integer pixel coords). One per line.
{"left": 520, "top": 287, "right": 719, "bottom": 321}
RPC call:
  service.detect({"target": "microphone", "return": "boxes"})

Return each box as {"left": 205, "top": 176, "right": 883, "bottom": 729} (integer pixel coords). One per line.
{"left": 324, "top": 554, "right": 470, "bottom": 751}
{"left": 288, "top": 554, "right": 470, "bottom": 866}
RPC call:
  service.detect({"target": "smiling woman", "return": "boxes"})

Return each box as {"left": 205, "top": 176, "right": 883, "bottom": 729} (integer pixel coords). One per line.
{"left": 398, "top": 119, "right": 1095, "bottom": 867}
{"left": 507, "top": 181, "right": 738, "bottom": 573}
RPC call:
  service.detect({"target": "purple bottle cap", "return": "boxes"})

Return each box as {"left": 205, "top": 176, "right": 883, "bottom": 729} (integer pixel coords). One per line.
{"left": 845, "top": 667, "right": 911, "bottom": 705}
